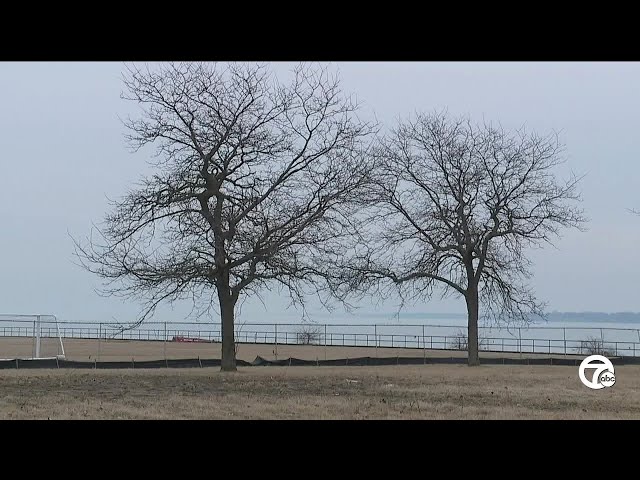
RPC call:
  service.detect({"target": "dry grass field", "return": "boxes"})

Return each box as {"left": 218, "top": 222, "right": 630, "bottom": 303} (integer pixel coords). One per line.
{"left": 1, "top": 364, "right": 639, "bottom": 419}
{"left": 3, "top": 336, "right": 635, "bottom": 420}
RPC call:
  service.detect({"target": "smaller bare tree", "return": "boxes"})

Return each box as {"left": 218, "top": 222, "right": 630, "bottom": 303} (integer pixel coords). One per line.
{"left": 579, "top": 337, "right": 616, "bottom": 356}
{"left": 338, "top": 112, "right": 586, "bottom": 366}
{"left": 450, "top": 329, "right": 487, "bottom": 351}
{"left": 295, "top": 322, "right": 322, "bottom": 345}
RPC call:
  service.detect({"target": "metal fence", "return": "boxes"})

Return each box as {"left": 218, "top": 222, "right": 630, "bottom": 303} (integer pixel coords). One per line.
{"left": 2, "top": 316, "right": 640, "bottom": 358}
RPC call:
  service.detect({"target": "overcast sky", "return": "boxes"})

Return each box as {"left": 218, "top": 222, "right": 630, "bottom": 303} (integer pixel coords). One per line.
{"left": 1, "top": 62, "right": 638, "bottom": 323}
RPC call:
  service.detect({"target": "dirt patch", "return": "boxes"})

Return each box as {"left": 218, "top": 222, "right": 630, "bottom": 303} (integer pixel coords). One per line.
{"left": 0, "top": 337, "right": 587, "bottom": 362}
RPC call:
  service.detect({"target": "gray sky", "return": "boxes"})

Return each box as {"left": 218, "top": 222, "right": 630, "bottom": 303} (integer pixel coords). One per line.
{"left": 1, "top": 62, "right": 638, "bottom": 323}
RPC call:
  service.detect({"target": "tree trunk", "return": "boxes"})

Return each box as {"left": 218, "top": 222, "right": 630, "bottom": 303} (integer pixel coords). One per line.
{"left": 218, "top": 288, "right": 237, "bottom": 372}
{"left": 465, "top": 287, "right": 480, "bottom": 367}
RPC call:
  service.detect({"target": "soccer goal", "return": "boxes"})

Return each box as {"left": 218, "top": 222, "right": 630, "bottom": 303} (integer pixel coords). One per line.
{"left": 0, "top": 314, "right": 66, "bottom": 360}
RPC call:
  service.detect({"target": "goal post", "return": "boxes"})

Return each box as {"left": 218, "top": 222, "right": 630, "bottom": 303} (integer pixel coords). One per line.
{"left": 32, "top": 314, "right": 65, "bottom": 359}
{"left": 0, "top": 314, "right": 66, "bottom": 360}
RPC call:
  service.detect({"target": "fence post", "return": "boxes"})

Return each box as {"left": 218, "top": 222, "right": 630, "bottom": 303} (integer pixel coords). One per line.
{"left": 164, "top": 321, "right": 167, "bottom": 362}
{"left": 563, "top": 328, "right": 567, "bottom": 357}
{"left": 34, "top": 315, "right": 41, "bottom": 358}
{"left": 422, "top": 325, "right": 426, "bottom": 364}
{"left": 600, "top": 328, "right": 604, "bottom": 347}
{"left": 324, "top": 324, "right": 327, "bottom": 361}
{"left": 518, "top": 328, "right": 522, "bottom": 358}
{"left": 32, "top": 317, "right": 36, "bottom": 358}
{"left": 274, "top": 324, "right": 278, "bottom": 361}
{"left": 98, "top": 322, "right": 102, "bottom": 362}
{"left": 375, "top": 324, "right": 378, "bottom": 358}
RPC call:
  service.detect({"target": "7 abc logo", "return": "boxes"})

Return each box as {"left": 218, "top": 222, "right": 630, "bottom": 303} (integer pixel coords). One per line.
{"left": 579, "top": 355, "right": 616, "bottom": 390}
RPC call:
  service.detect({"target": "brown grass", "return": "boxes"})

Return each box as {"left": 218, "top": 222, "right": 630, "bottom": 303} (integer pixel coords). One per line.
{"left": 1, "top": 365, "right": 638, "bottom": 419}
{"left": 0, "top": 337, "right": 584, "bottom": 362}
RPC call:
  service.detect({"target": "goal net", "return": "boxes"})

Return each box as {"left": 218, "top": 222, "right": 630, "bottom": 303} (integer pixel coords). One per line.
{"left": 0, "top": 314, "right": 66, "bottom": 360}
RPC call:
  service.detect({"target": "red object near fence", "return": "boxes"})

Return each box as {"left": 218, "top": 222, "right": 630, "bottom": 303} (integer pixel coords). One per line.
{"left": 172, "top": 336, "right": 210, "bottom": 343}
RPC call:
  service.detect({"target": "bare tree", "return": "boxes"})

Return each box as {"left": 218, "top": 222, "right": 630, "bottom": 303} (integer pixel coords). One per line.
{"left": 450, "top": 329, "right": 487, "bottom": 352}
{"left": 295, "top": 322, "right": 323, "bottom": 345}
{"left": 343, "top": 112, "right": 585, "bottom": 366}
{"left": 578, "top": 337, "right": 616, "bottom": 357}
{"left": 74, "top": 63, "right": 375, "bottom": 371}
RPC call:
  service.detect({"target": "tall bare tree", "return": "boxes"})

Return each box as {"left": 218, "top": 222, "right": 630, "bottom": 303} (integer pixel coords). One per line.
{"left": 74, "top": 63, "right": 375, "bottom": 371}
{"left": 343, "top": 112, "right": 585, "bottom": 366}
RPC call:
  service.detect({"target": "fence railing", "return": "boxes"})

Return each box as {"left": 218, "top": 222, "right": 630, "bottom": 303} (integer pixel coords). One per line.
{"left": 1, "top": 318, "right": 640, "bottom": 358}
